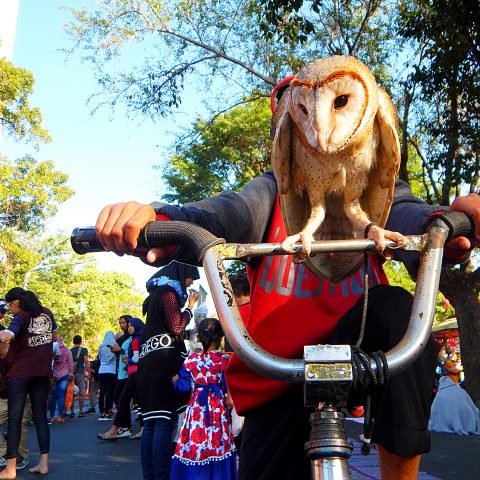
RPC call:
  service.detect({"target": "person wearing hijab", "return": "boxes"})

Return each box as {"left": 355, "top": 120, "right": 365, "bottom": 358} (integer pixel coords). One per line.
{"left": 97, "top": 317, "right": 145, "bottom": 440}
{"left": 48, "top": 336, "right": 74, "bottom": 424}
{"left": 138, "top": 262, "right": 200, "bottom": 480}
{"left": 97, "top": 331, "right": 117, "bottom": 420}
{"left": 0, "top": 287, "right": 57, "bottom": 477}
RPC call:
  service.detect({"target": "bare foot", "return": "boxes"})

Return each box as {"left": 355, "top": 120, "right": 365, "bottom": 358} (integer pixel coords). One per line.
{"left": 0, "top": 467, "right": 16, "bottom": 479}
{"left": 28, "top": 464, "right": 48, "bottom": 475}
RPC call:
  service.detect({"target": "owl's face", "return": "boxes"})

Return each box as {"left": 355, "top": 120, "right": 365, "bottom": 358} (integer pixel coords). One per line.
{"left": 289, "top": 57, "right": 378, "bottom": 155}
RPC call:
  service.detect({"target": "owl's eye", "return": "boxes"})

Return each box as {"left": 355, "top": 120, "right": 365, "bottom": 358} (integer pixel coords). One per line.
{"left": 334, "top": 95, "right": 349, "bottom": 110}
{"left": 299, "top": 104, "right": 308, "bottom": 115}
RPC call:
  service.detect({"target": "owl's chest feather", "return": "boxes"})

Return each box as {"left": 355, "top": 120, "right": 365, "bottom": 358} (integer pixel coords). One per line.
{"left": 292, "top": 134, "right": 375, "bottom": 194}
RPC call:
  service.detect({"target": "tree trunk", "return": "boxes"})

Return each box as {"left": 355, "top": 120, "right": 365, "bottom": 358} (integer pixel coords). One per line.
{"left": 439, "top": 266, "right": 480, "bottom": 406}
{"left": 399, "top": 89, "right": 411, "bottom": 184}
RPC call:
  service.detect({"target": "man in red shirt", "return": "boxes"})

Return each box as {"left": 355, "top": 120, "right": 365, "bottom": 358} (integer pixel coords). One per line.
{"left": 93, "top": 178, "right": 480, "bottom": 480}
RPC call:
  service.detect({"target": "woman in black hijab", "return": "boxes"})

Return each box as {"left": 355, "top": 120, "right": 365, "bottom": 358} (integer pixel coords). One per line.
{"left": 138, "top": 262, "right": 200, "bottom": 480}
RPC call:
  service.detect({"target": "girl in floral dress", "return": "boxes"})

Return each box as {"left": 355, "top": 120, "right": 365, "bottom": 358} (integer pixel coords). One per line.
{"left": 170, "top": 318, "right": 237, "bottom": 480}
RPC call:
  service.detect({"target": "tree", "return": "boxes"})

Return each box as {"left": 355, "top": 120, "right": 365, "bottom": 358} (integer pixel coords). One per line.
{"left": 162, "top": 97, "right": 272, "bottom": 203}
{"left": 64, "top": 0, "right": 400, "bottom": 119}
{"left": 0, "top": 57, "right": 51, "bottom": 144}
{"left": 0, "top": 230, "right": 145, "bottom": 351}
{"left": 29, "top": 262, "right": 144, "bottom": 350}
{"left": 0, "top": 154, "right": 74, "bottom": 290}
{"left": 0, "top": 155, "right": 74, "bottom": 233}
{"left": 397, "top": 0, "right": 480, "bottom": 404}
{"left": 64, "top": 0, "right": 284, "bottom": 118}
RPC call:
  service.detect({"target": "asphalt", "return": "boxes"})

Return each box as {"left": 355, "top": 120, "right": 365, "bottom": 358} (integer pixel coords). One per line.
{"left": 5, "top": 412, "right": 480, "bottom": 479}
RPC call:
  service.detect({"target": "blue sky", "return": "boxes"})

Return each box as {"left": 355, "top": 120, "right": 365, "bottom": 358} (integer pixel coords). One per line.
{"left": 1, "top": 0, "right": 210, "bottom": 303}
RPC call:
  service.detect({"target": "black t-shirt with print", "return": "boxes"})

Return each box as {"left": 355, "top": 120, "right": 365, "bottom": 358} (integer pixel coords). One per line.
{"left": 7, "top": 307, "right": 57, "bottom": 379}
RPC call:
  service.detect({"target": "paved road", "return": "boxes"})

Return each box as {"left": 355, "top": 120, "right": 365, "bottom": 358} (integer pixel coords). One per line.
{"left": 345, "top": 419, "right": 480, "bottom": 480}
{"left": 6, "top": 412, "right": 480, "bottom": 479}
{"left": 12, "top": 412, "right": 142, "bottom": 479}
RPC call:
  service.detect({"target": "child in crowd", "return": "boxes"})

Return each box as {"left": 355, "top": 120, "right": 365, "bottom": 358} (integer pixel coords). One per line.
{"left": 170, "top": 318, "right": 236, "bottom": 480}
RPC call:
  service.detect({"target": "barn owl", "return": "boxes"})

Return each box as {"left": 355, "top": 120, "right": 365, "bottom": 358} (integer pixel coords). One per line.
{"left": 271, "top": 55, "right": 407, "bottom": 282}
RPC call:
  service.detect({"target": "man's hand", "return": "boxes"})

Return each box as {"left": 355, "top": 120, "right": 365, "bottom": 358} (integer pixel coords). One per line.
{"left": 447, "top": 193, "right": 480, "bottom": 254}
{"left": 95, "top": 201, "right": 171, "bottom": 263}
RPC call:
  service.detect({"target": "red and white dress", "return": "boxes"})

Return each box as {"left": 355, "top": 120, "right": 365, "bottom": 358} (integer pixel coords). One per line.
{"left": 170, "top": 350, "right": 237, "bottom": 480}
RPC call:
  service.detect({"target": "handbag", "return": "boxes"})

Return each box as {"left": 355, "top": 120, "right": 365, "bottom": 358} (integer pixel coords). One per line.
{"left": 72, "top": 346, "right": 83, "bottom": 373}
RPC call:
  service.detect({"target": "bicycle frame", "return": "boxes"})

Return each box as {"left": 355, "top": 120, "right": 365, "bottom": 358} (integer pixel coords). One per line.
{"left": 199, "top": 221, "right": 450, "bottom": 480}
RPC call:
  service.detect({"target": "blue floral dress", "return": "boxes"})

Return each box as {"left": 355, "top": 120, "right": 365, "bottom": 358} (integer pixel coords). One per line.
{"left": 170, "top": 351, "right": 237, "bottom": 480}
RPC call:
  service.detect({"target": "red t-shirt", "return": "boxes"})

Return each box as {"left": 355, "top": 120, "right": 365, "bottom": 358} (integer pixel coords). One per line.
{"left": 226, "top": 196, "right": 388, "bottom": 414}
{"left": 6, "top": 307, "right": 56, "bottom": 379}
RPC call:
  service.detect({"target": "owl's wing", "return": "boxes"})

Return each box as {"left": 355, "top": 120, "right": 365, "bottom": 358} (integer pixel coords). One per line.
{"left": 361, "top": 88, "right": 400, "bottom": 228}
{"left": 271, "top": 91, "right": 293, "bottom": 195}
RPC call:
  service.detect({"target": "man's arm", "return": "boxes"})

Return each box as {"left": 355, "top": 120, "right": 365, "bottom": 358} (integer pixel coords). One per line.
{"left": 84, "top": 349, "right": 90, "bottom": 373}
{"left": 95, "top": 172, "right": 277, "bottom": 264}
{"left": 387, "top": 180, "right": 480, "bottom": 274}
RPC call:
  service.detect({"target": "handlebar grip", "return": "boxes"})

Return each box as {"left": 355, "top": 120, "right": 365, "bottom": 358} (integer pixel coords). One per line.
{"left": 425, "top": 211, "right": 475, "bottom": 242}
{"left": 71, "top": 221, "right": 225, "bottom": 265}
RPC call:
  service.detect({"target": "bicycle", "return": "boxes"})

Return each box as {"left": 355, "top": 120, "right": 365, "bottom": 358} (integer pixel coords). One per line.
{"left": 71, "top": 211, "right": 474, "bottom": 480}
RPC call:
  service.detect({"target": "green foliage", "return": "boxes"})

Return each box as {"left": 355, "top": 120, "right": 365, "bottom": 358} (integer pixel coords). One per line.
{"left": 64, "top": 0, "right": 287, "bottom": 118}
{"left": 383, "top": 260, "right": 454, "bottom": 323}
{"left": 0, "top": 154, "right": 74, "bottom": 233}
{"left": 397, "top": 0, "right": 480, "bottom": 204}
{"left": 29, "top": 263, "right": 144, "bottom": 351}
{"left": 225, "top": 260, "right": 247, "bottom": 277}
{"left": 0, "top": 231, "right": 145, "bottom": 352}
{"left": 0, "top": 57, "right": 51, "bottom": 144}
{"left": 64, "top": 0, "right": 403, "bottom": 120}
{"left": 162, "top": 97, "right": 272, "bottom": 203}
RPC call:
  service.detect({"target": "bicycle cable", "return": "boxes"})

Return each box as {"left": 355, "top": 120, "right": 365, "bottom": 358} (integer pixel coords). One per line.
{"left": 351, "top": 346, "right": 389, "bottom": 455}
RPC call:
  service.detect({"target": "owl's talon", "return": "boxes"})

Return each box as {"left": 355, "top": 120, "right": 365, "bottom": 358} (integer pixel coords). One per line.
{"left": 367, "top": 226, "right": 408, "bottom": 253}
{"left": 281, "top": 232, "right": 314, "bottom": 258}
{"left": 293, "top": 251, "right": 307, "bottom": 264}
{"left": 281, "top": 234, "right": 301, "bottom": 253}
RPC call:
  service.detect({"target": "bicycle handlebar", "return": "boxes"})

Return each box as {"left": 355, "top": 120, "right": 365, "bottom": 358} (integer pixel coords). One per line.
{"left": 71, "top": 221, "right": 225, "bottom": 265}
{"left": 424, "top": 210, "right": 475, "bottom": 242}
{"left": 70, "top": 211, "right": 475, "bottom": 383}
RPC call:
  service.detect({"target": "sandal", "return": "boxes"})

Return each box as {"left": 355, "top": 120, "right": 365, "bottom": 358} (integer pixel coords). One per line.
{"left": 57, "top": 416, "right": 64, "bottom": 424}
{"left": 48, "top": 418, "right": 54, "bottom": 425}
{"left": 78, "top": 412, "right": 86, "bottom": 418}
{"left": 69, "top": 412, "right": 75, "bottom": 418}
{"left": 97, "top": 431, "right": 117, "bottom": 441}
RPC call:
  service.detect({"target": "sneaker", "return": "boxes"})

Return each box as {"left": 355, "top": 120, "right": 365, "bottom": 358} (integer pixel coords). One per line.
{"left": 98, "top": 414, "right": 106, "bottom": 421}
{"left": 85, "top": 408, "right": 96, "bottom": 415}
{"left": 116, "top": 428, "right": 131, "bottom": 439}
{"left": 104, "top": 414, "right": 113, "bottom": 421}
{"left": 16, "top": 457, "right": 29, "bottom": 470}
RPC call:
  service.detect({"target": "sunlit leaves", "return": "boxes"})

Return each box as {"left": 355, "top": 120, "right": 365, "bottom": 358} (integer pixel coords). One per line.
{"left": 162, "top": 97, "right": 272, "bottom": 203}
{"left": 0, "top": 58, "right": 51, "bottom": 144}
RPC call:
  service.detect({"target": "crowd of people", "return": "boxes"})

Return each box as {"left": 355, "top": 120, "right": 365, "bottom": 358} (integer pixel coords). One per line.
{"left": 0, "top": 265, "right": 247, "bottom": 479}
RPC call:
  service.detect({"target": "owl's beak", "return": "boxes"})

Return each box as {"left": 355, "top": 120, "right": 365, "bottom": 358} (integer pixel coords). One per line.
{"left": 317, "top": 133, "right": 328, "bottom": 153}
